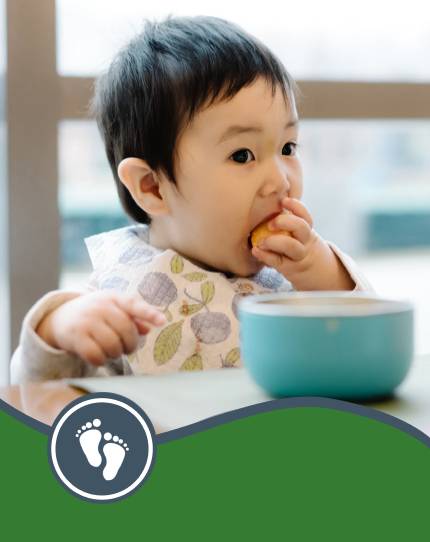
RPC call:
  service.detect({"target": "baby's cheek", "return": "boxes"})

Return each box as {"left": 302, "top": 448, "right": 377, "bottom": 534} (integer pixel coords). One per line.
{"left": 291, "top": 167, "right": 304, "bottom": 198}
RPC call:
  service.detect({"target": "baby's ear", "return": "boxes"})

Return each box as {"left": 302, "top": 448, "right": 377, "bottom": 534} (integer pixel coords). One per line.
{"left": 117, "top": 157, "right": 169, "bottom": 217}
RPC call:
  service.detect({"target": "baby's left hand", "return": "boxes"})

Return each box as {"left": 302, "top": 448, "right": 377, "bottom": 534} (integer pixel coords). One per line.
{"left": 252, "top": 197, "right": 355, "bottom": 291}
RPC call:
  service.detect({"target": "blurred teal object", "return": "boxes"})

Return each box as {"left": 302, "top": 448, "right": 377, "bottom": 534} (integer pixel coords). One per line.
{"left": 239, "top": 292, "right": 414, "bottom": 400}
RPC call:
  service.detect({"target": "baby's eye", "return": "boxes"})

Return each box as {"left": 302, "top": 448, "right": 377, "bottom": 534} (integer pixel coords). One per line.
{"left": 282, "top": 142, "right": 298, "bottom": 156}
{"left": 230, "top": 149, "right": 255, "bottom": 164}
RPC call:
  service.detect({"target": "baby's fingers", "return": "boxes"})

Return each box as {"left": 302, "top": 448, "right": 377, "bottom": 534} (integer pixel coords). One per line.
{"left": 115, "top": 294, "right": 167, "bottom": 326}
{"left": 269, "top": 213, "right": 311, "bottom": 245}
{"left": 74, "top": 336, "right": 107, "bottom": 366}
{"left": 256, "top": 234, "right": 306, "bottom": 261}
{"left": 282, "top": 197, "right": 313, "bottom": 228}
{"left": 102, "top": 304, "right": 139, "bottom": 353}
{"left": 134, "top": 318, "right": 153, "bottom": 336}
{"left": 89, "top": 322, "right": 125, "bottom": 360}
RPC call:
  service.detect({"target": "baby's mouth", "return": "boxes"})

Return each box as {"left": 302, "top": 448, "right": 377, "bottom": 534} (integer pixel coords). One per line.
{"left": 247, "top": 211, "right": 280, "bottom": 251}
{"left": 247, "top": 234, "right": 253, "bottom": 250}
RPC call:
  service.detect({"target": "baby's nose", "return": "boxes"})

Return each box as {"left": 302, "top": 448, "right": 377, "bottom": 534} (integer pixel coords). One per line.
{"left": 259, "top": 160, "right": 290, "bottom": 198}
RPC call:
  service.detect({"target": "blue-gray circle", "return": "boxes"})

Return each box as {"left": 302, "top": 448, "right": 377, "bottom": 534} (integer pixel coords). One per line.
{"left": 48, "top": 393, "right": 156, "bottom": 502}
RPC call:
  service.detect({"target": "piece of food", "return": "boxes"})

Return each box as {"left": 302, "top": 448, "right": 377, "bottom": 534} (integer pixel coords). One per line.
{"left": 251, "top": 211, "right": 291, "bottom": 248}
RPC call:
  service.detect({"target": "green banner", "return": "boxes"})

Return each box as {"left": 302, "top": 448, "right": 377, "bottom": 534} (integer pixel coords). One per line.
{"left": 1, "top": 400, "right": 429, "bottom": 539}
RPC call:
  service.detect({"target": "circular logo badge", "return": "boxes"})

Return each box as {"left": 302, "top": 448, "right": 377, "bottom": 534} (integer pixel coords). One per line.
{"left": 49, "top": 393, "right": 156, "bottom": 502}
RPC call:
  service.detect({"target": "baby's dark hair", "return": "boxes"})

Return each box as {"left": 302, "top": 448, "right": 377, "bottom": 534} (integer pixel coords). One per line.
{"left": 91, "top": 15, "right": 297, "bottom": 224}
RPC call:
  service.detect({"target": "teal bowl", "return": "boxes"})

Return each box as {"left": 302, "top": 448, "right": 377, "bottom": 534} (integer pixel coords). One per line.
{"left": 238, "top": 292, "right": 414, "bottom": 400}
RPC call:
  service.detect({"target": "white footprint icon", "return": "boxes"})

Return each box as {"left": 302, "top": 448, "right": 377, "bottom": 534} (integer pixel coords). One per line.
{"left": 75, "top": 418, "right": 102, "bottom": 467}
{"left": 102, "top": 432, "right": 130, "bottom": 481}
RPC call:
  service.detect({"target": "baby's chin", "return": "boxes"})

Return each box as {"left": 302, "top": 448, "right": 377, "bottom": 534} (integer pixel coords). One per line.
{"left": 225, "top": 249, "right": 265, "bottom": 278}
{"left": 183, "top": 241, "right": 263, "bottom": 277}
{"left": 235, "top": 260, "right": 265, "bottom": 278}
{"left": 191, "top": 254, "right": 262, "bottom": 278}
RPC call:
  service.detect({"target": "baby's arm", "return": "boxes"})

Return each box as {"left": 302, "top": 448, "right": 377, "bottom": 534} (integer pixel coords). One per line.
{"left": 10, "top": 290, "right": 166, "bottom": 383}
{"left": 11, "top": 290, "right": 91, "bottom": 383}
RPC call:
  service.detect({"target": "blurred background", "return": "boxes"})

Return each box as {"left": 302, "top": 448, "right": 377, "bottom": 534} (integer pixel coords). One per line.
{"left": 1, "top": 0, "right": 429, "bottom": 384}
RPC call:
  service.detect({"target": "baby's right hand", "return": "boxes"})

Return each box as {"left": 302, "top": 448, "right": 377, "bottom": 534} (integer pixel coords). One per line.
{"left": 36, "top": 291, "right": 167, "bottom": 366}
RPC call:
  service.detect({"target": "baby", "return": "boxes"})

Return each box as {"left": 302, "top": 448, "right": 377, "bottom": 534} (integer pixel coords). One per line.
{"left": 10, "top": 15, "right": 373, "bottom": 383}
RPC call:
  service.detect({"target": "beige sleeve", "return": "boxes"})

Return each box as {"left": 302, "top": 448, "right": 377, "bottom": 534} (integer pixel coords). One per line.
{"left": 9, "top": 288, "right": 129, "bottom": 384}
{"left": 327, "top": 241, "right": 375, "bottom": 292}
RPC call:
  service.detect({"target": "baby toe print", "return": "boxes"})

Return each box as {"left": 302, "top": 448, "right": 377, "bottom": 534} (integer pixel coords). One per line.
{"left": 75, "top": 418, "right": 102, "bottom": 468}
{"left": 102, "top": 432, "right": 129, "bottom": 481}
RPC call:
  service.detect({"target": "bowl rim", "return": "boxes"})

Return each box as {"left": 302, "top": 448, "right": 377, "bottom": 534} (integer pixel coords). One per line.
{"left": 238, "top": 291, "right": 414, "bottom": 317}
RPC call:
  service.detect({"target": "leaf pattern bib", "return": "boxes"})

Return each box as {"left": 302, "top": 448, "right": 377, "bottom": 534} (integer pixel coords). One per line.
{"left": 85, "top": 225, "right": 293, "bottom": 375}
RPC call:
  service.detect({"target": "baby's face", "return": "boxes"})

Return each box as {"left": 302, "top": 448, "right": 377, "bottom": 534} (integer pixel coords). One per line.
{"left": 156, "top": 77, "right": 303, "bottom": 277}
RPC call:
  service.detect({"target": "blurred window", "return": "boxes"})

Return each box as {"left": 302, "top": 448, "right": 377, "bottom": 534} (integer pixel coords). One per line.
{"left": 57, "top": 0, "right": 430, "bottom": 81}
